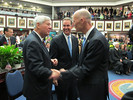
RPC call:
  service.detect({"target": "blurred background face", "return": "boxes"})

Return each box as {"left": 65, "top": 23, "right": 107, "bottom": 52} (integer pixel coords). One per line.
{"left": 63, "top": 20, "right": 72, "bottom": 36}
{"left": 5, "top": 29, "right": 13, "bottom": 37}
{"left": 0, "top": 31, "right": 3, "bottom": 35}
{"left": 121, "top": 45, "right": 125, "bottom": 50}
{"left": 115, "top": 44, "right": 119, "bottom": 49}
{"left": 39, "top": 20, "right": 51, "bottom": 38}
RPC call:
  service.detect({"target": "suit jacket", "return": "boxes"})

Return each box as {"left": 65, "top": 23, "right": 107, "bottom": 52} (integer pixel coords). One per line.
{"left": 109, "top": 48, "right": 122, "bottom": 64}
{"left": 62, "top": 28, "right": 109, "bottom": 100}
{"left": 49, "top": 33, "right": 79, "bottom": 70}
{"left": 0, "top": 35, "right": 16, "bottom": 46}
{"left": 23, "top": 31, "right": 52, "bottom": 99}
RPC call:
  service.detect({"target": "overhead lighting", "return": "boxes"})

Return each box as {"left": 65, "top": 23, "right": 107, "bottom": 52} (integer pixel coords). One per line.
{"left": 4, "top": 2, "right": 8, "bottom": 5}
{"left": 19, "top": 5, "right": 23, "bottom": 7}
{"left": 10, "top": 1, "right": 12, "bottom": 3}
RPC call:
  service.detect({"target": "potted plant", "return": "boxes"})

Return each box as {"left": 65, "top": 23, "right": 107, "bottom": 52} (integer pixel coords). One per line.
{"left": 13, "top": 51, "right": 23, "bottom": 68}
{"left": 0, "top": 45, "right": 23, "bottom": 70}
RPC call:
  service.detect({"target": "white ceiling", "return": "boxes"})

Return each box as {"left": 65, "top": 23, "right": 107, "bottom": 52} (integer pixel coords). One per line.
{"left": 19, "top": 0, "right": 133, "bottom": 6}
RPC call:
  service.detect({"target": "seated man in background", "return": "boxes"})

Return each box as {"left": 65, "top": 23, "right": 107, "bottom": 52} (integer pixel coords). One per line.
{"left": 109, "top": 42, "right": 124, "bottom": 74}
{"left": 110, "top": 42, "right": 130, "bottom": 75}
{"left": 0, "top": 27, "right": 16, "bottom": 46}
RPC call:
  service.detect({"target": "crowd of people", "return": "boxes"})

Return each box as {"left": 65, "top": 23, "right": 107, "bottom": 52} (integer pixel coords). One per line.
{"left": 57, "top": 6, "right": 133, "bottom": 20}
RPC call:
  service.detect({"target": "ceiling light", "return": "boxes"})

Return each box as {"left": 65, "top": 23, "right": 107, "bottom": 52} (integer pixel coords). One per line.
{"left": 19, "top": 5, "right": 22, "bottom": 7}
{"left": 4, "top": 2, "right": 8, "bottom": 5}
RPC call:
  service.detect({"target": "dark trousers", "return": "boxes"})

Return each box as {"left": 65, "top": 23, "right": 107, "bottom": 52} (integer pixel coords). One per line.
{"left": 78, "top": 84, "right": 107, "bottom": 100}
{"left": 26, "top": 92, "right": 51, "bottom": 100}
{"left": 55, "top": 79, "right": 78, "bottom": 100}
{"left": 113, "top": 61, "right": 123, "bottom": 72}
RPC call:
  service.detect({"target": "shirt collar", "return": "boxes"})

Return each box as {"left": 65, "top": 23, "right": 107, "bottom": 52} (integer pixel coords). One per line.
{"left": 115, "top": 47, "right": 119, "bottom": 51}
{"left": 84, "top": 26, "right": 94, "bottom": 39}
{"left": 4, "top": 35, "right": 10, "bottom": 40}
{"left": 33, "top": 30, "right": 44, "bottom": 42}
{"left": 63, "top": 33, "right": 71, "bottom": 38}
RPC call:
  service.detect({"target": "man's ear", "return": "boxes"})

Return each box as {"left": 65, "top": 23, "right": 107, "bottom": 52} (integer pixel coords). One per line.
{"left": 80, "top": 17, "right": 85, "bottom": 23}
{"left": 36, "top": 23, "right": 40, "bottom": 28}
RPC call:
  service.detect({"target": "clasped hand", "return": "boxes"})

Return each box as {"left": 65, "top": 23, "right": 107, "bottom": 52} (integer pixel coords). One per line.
{"left": 49, "top": 68, "right": 66, "bottom": 79}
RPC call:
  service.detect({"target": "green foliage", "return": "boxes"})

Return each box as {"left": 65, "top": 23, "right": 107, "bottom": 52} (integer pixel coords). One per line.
{"left": 0, "top": 45, "right": 23, "bottom": 69}
{"left": 127, "top": 44, "right": 133, "bottom": 51}
{"left": 109, "top": 41, "right": 114, "bottom": 49}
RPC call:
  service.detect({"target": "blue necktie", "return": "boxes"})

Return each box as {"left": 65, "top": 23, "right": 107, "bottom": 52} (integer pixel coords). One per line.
{"left": 68, "top": 36, "right": 72, "bottom": 57}
{"left": 82, "top": 37, "right": 86, "bottom": 49}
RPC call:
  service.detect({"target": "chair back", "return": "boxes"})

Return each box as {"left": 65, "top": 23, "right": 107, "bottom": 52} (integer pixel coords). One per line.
{"left": 6, "top": 70, "right": 23, "bottom": 97}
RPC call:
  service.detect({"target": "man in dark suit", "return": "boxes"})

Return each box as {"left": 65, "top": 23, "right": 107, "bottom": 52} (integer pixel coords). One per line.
{"left": 60, "top": 9, "right": 109, "bottom": 100}
{"left": 0, "top": 27, "right": 16, "bottom": 46}
{"left": 23, "top": 16, "right": 60, "bottom": 100}
{"left": 109, "top": 42, "right": 124, "bottom": 74}
{"left": 49, "top": 17, "right": 79, "bottom": 100}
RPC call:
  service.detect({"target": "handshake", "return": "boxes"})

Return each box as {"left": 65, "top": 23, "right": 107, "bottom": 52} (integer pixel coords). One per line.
{"left": 49, "top": 68, "right": 66, "bottom": 80}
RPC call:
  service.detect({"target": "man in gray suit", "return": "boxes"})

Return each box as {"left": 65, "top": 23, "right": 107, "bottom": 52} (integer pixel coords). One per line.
{"left": 23, "top": 16, "right": 60, "bottom": 100}
{"left": 60, "top": 9, "right": 109, "bottom": 100}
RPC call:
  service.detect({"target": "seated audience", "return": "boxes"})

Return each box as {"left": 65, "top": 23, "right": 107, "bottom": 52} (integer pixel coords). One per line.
{"left": 120, "top": 44, "right": 132, "bottom": 74}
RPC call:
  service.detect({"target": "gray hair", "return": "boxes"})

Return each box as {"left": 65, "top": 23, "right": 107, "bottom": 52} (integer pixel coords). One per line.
{"left": 73, "top": 9, "right": 91, "bottom": 22}
{"left": 63, "top": 17, "right": 72, "bottom": 25}
{"left": 34, "top": 16, "right": 51, "bottom": 28}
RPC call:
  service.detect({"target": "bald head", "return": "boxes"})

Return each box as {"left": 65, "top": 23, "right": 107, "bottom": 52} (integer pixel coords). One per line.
{"left": 72, "top": 9, "right": 92, "bottom": 33}
{"left": 73, "top": 9, "right": 91, "bottom": 21}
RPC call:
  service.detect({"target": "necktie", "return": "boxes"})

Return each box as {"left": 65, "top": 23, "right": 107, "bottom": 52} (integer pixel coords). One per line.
{"left": 8, "top": 38, "right": 11, "bottom": 46}
{"left": 82, "top": 37, "right": 86, "bottom": 49}
{"left": 68, "top": 36, "right": 72, "bottom": 57}
{"left": 42, "top": 40, "right": 46, "bottom": 47}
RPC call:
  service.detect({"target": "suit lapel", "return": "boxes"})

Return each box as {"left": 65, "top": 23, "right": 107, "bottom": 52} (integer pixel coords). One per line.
{"left": 32, "top": 32, "right": 50, "bottom": 60}
{"left": 82, "top": 28, "right": 96, "bottom": 53}
{"left": 79, "top": 28, "right": 96, "bottom": 64}
{"left": 72, "top": 35, "right": 76, "bottom": 58}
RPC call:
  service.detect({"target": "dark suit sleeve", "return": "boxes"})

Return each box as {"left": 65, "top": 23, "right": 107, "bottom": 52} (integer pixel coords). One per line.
{"left": 26, "top": 41, "right": 52, "bottom": 79}
{"left": 50, "top": 38, "right": 65, "bottom": 69}
{"left": 49, "top": 39, "right": 59, "bottom": 59}
{"left": 62, "top": 40, "right": 105, "bottom": 80}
